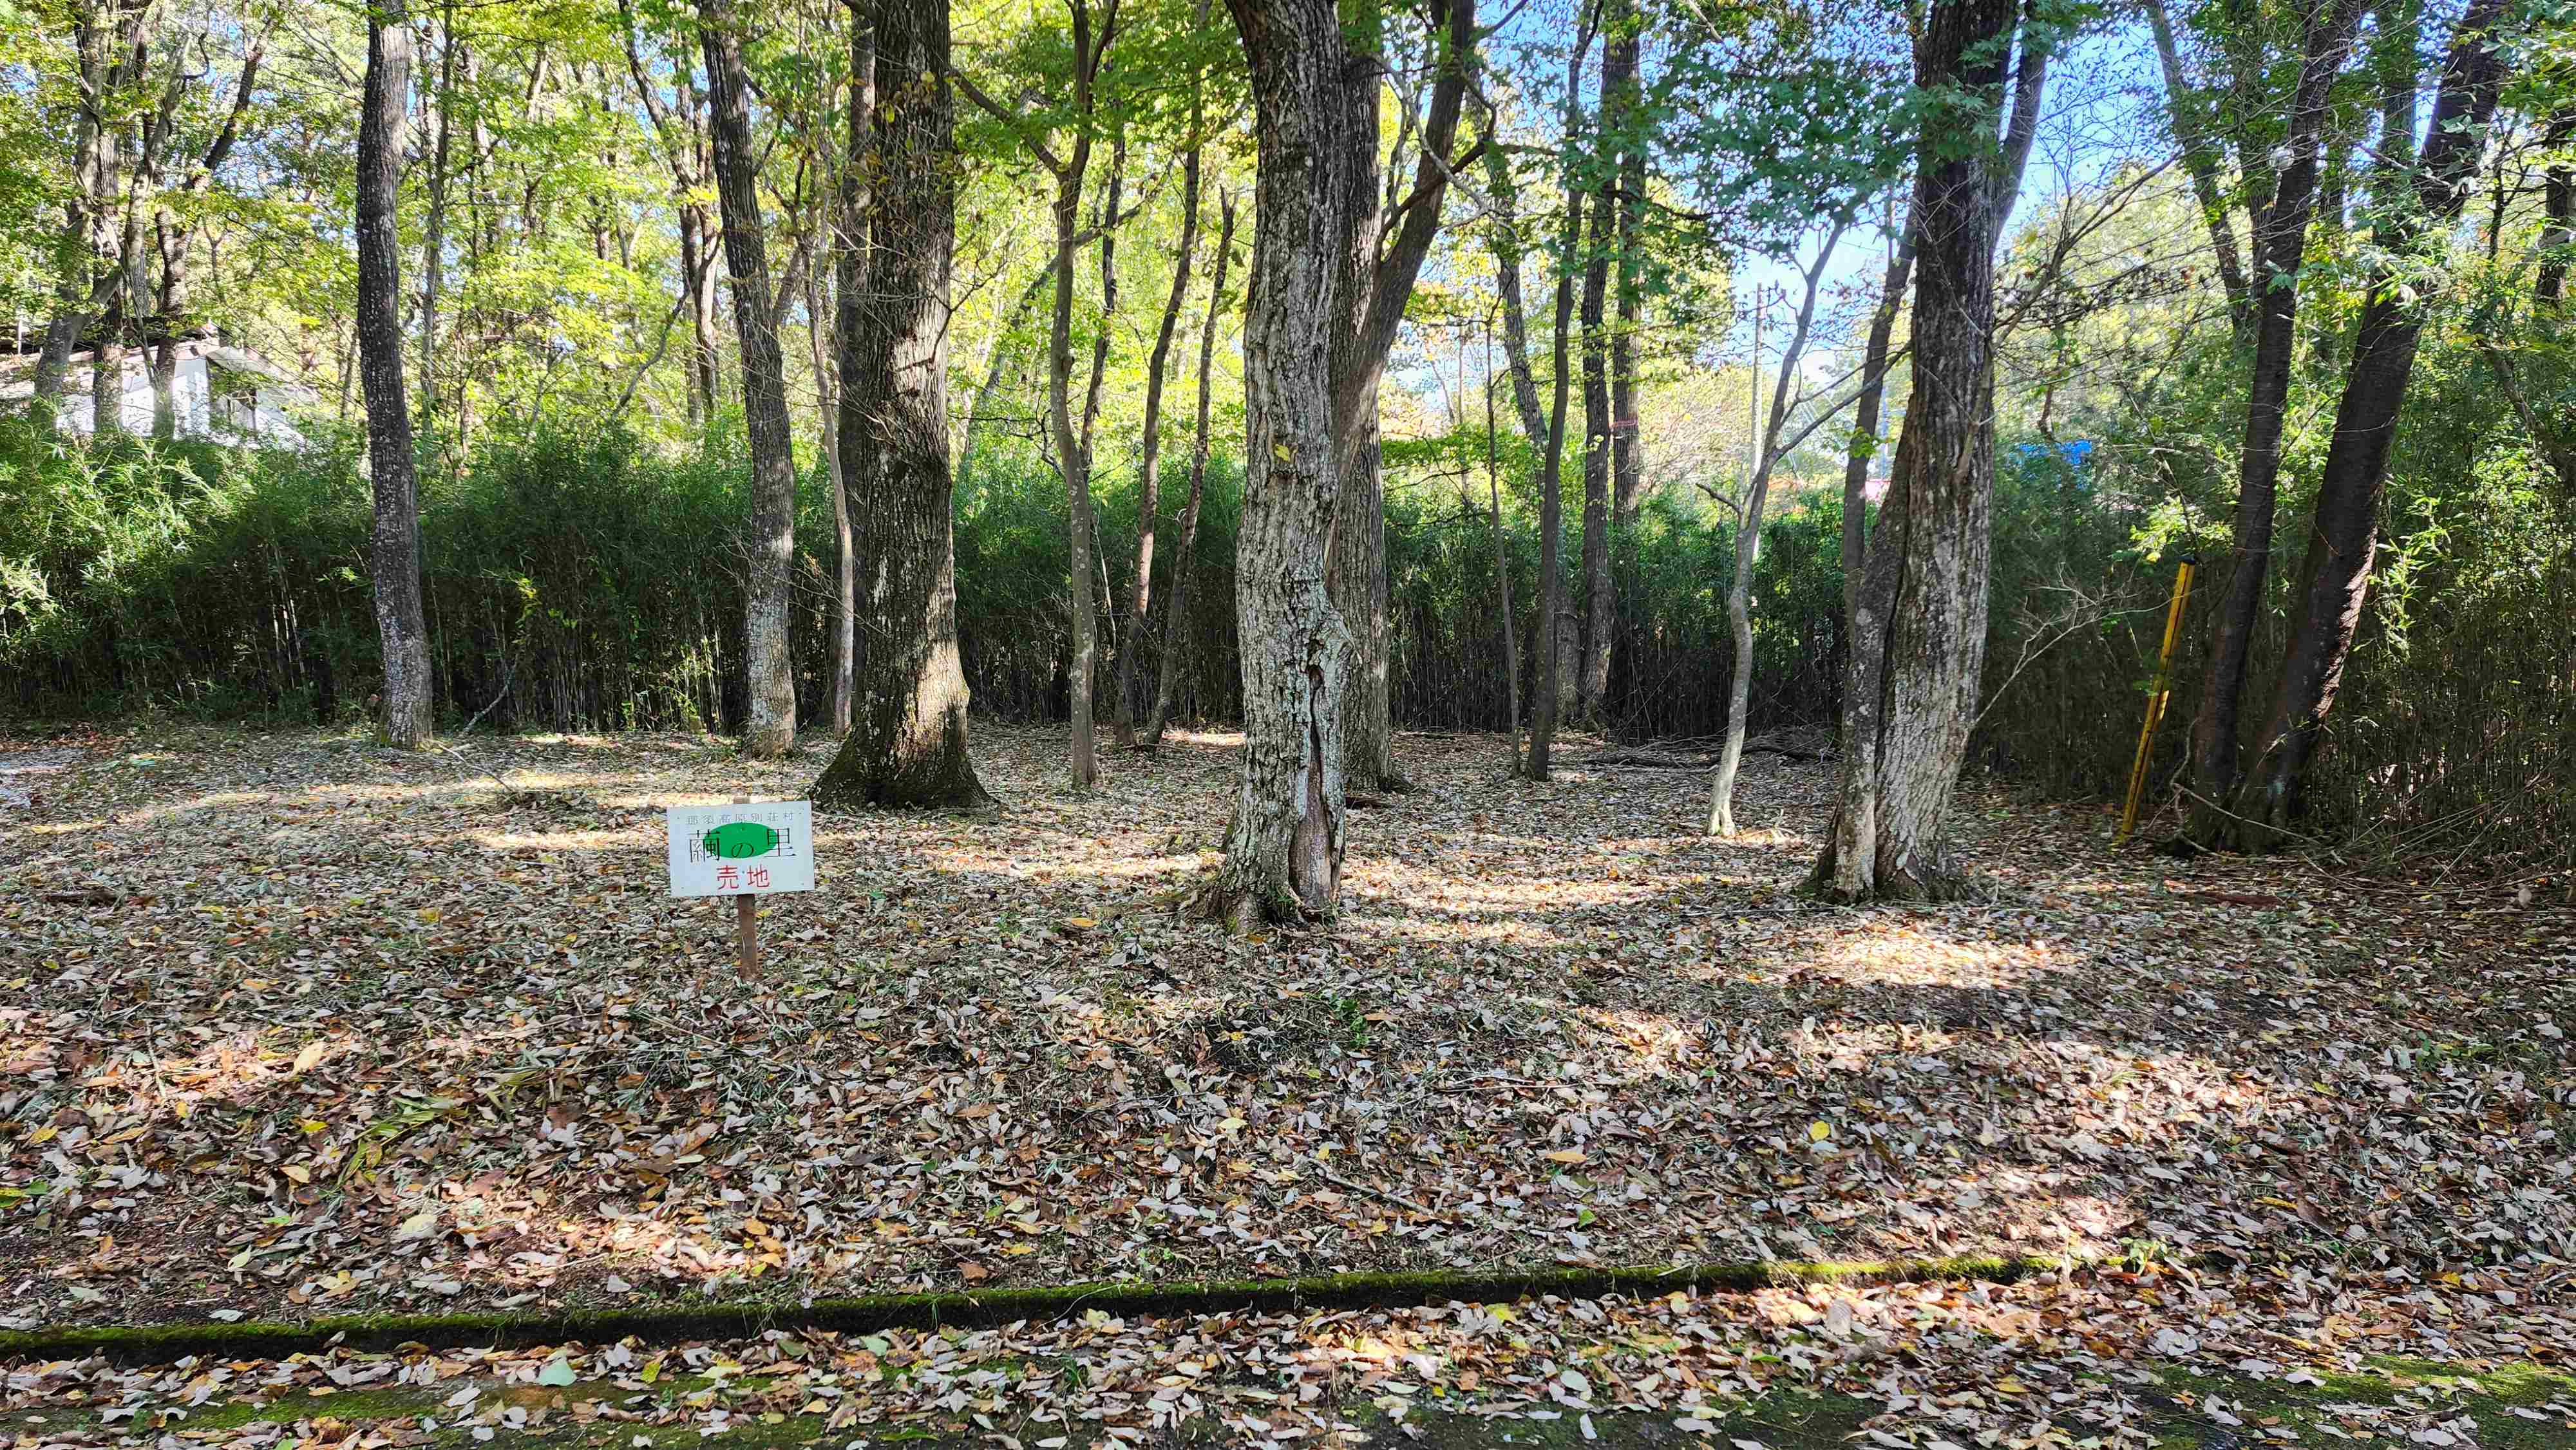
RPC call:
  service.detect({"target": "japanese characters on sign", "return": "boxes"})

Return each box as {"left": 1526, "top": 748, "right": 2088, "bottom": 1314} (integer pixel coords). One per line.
{"left": 666, "top": 800, "right": 817, "bottom": 897}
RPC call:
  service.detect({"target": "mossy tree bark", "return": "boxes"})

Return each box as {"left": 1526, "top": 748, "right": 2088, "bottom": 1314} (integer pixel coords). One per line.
{"left": 812, "top": 0, "right": 989, "bottom": 813}
{"left": 357, "top": 0, "right": 433, "bottom": 749}
{"left": 697, "top": 0, "right": 798, "bottom": 758}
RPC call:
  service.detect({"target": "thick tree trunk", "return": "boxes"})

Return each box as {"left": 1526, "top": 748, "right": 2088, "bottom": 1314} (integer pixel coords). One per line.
{"left": 2178, "top": 0, "right": 2366, "bottom": 848}
{"left": 698, "top": 0, "right": 798, "bottom": 758}
{"left": 1148, "top": 193, "right": 1238, "bottom": 747}
{"left": 1208, "top": 0, "right": 1354, "bottom": 928}
{"left": 2541, "top": 110, "right": 2573, "bottom": 309}
{"left": 358, "top": 0, "right": 433, "bottom": 748}
{"left": 812, "top": 0, "right": 989, "bottom": 811}
{"left": 1805, "top": 0, "right": 2020, "bottom": 902}
{"left": 2234, "top": 0, "right": 2505, "bottom": 842}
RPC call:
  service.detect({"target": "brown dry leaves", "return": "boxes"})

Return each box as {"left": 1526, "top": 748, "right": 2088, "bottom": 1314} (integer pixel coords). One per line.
{"left": 0, "top": 722, "right": 2570, "bottom": 1352}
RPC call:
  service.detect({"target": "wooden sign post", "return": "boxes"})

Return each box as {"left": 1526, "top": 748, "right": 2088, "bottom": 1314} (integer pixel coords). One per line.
{"left": 667, "top": 796, "right": 816, "bottom": 974}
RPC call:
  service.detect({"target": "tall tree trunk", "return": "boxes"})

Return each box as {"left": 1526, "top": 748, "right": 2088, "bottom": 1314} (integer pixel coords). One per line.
{"left": 1839, "top": 210, "right": 1915, "bottom": 636}
{"left": 1577, "top": 8, "right": 1632, "bottom": 719}
{"left": 1479, "top": 114, "right": 1553, "bottom": 449}
{"left": 820, "top": 13, "right": 874, "bottom": 739}
{"left": 359, "top": 0, "right": 433, "bottom": 748}
{"left": 809, "top": 256, "right": 855, "bottom": 736}
{"left": 1088, "top": 142, "right": 1128, "bottom": 749}
{"left": 2539, "top": 109, "right": 2573, "bottom": 310}
{"left": 1118, "top": 0, "right": 1209, "bottom": 748}
{"left": 1208, "top": 0, "right": 1361, "bottom": 927}
{"left": 2235, "top": 0, "right": 2505, "bottom": 842}
{"left": 812, "top": 0, "right": 989, "bottom": 810}
{"left": 2178, "top": 0, "right": 2368, "bottom": 848}
{"left": 1524, "top": 13, "right": 1596, "bottom": 782}
{"left": 1148, "top": 192, "right": 1238, "bottom": 747}
{"left": 421, "top": 5, "right": 454, "bottom": 424}
{"left": 698, "top": 0, "right": 799, "bottom": 758}
{"left": 1486, "top": 325, "right": 1521, "bottom": 760}
{"left": 1712, "top": 227, "right": 1839, "bottom": 836}
{"left": 2145, "top": 0, "right": 2252, "bottom": 334}
{"left": 1609, "top": 87, "right": 1644, "bottom": 525}
{"left": 1047, "top": 160, "right": 1100, "bottom": 788}
{"left": 1805, "top": 0, "right": 2025, "bottom": 902}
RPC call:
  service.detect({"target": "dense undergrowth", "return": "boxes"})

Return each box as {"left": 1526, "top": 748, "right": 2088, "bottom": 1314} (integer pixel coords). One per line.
{"left": 1, "top": 389, "right": 2568, "bottom": 869}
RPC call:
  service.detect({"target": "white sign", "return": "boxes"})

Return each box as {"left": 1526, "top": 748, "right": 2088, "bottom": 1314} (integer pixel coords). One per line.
{"left": 667, "top": 800, "right": 816, "bottom": 898}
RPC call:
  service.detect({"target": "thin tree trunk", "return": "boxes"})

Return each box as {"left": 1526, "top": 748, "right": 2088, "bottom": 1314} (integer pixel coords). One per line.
{"left": 1048, "top": 159, "right": 1100, "bottom": 788}
{"left": 2144, "top": 0, "right": 2250, "bottom": 331}
{"left": 1117, "top": 0, "right": 1210, "bottom": 748}
{"left": 1806, "top": 0, "right": 2026, "bottom": 901}
{"left": 421, "top": 5, "right": 454, "bottom": 424}
{"left": 1525, "top": 13, "right": 1597, "bottom": 782}
{"left": 1609, "top": 8, "right": 1644, "bottom": 525}
{"left": 811, "top": 0, "right": 989, "bottom": 809}
{"left": 1577, "top": 5, "right": 1631, "bottom": 718}
{"left": 1480, "top": 117, "right": 1553, "bottom": 449}
{"left": 958, "top": 267, "right": 1052, "bottom": 487}
{"left": 1148, "top": 191, "right": 1238, "bottom": 746}
{"left": 1088, "top": 141, "right": 1128, "bottom": 749}
{"left": 809, "top": 254, "right": 855, "bottom": 735}
{"left": 1712, "top": 226, "right": 1841, "bottom": 835}
{"left": 1486, "top": 322, "right": 1521, "bottom": 760}
{"left": 1840, "top": 209, "right": 1915, "bottom": 635}
{"left": 2235, "top": 0, "right": 2505, "bottom": 841}
{"left": 358, "top": 0, "right": 433, "bottom": 748}
{"left": 2178, "top": 0, "right": 2367, "bottom": 849}
{"left": 698, "top": 0, "right": 799, "bottom": 757}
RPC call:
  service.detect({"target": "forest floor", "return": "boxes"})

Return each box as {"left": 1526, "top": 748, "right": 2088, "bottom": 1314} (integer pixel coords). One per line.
{"left": 2, "top": 721, "right": 2572, "bottom": 1445}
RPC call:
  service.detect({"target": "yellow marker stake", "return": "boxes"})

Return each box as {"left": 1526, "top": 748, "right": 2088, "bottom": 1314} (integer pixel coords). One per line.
{"left": 2116, "top": 555, "right": 2197, "bottom": 847}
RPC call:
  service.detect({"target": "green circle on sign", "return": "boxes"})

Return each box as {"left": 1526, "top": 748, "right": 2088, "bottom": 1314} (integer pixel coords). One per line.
{"left": 703, "top": 822, "right": 781, "bottom": 860}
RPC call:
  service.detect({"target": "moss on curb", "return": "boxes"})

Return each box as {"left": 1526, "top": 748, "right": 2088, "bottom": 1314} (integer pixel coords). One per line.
{"left": 4, "top": 1252, "right": 2074, "bottom": 1366}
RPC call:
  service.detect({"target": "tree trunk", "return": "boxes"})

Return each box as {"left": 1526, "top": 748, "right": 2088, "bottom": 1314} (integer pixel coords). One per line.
{"left": 1486, "top": 326, "right": 1522, "bottom": 760}
{"left": 2235, "top": 0, "right": 2505, "bottom": 842}
{"left": 1207, "top": 0, "right": 1356, "bottom": 928}
{"left": 1480, "top": 113, "right": 1554, "bottom": 451}
{"left": 1048, "top": 161, "right": 1100, "bottom": 788}
{"left": 2540, "top": 109, "right": 2573, "bottom": 310}
{"left": 697, "top": 0, "right": 798, "bottom": 758}
{"left": 1713, "top": 228, "right": 1839, "bottom": 836}
{"left": 358, "top": 0, "right": 433, "bottom": 748}
{"left": 1524, "top": 14, "right": 1596, "bottom": 782}
{"left": 1148, "top": 191, "right": 1238, "bottom": 746}
{"left": 1577, "top": 8, "right": 1633, "bottom": 718}
{"left": 1805, "top": 0, "right": 2023, "bottom": 902}
{"left": 811, "top": 0, "right": 989, "bottom": 811}
{"left": 1575, "top": 180, "right": 1613, "bottom": 722}
{"left": 2145, "top": 0, "right": 2253, "bottom": 335}
{"left": 421, "top": 5, "right": 454, "bottom": 424}
{"left": 808, "top": 244, "right": 857, "bottom": 736}
{"left": 1608, "top": 5, "right": 1644, "bottom": 526}
{"left": 1117, "top": 0, "right": 1209, "bottom": 748}
{"left": 1840, "top": 211, "right": 1915, "bottom": 636}
{"left": 2178, "top": 0, "right": 2367, "bottom": 848}
{"left": 1090, "top": 143, "right": 1130, "bottom": 749}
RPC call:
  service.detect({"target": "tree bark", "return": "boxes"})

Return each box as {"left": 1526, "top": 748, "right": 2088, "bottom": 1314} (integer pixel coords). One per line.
{"left": 697, "top": 0, "right": 799, "bottom": 758}
{"left": 1806, "top": 0, "right": 2024, "bottom": 902}
{"left": 1484, "top": 330, "right": 1521, "bottom": 760}
{"left": 1206, "top": 0, "right": 1362, "bottom": 928}
{"left": 1575, "top": 186, "right": 1614, "bottom": 722}
{"left": 812, "top": 0, "right": 989, "bottom": 811}
{"left": 2233, "top": 0, "right": 2505, "bottom": 842}
{"left": 1148, "top": 191, "right": 1238, "bottom": 747}
{"left": 1839, "top": 211, "right": 1915, "bottom": 636}
{"left": 358, "top": 0, "right": 433, "bottom": 748}
{"left": 2177, "top": 0, "right": 2367, "bottom": 849}
{"left": 1712, "top": 226, "right": 1839, "bottom": 836}
{"left": 1524, "top": 12, "right": 1598, "bottom": 782}
{"left": 2540, "top": 109, "right": 2573, "bottom": 310}
{"left": 1117, "top": 0, "right": 1209, "bottom": 748}
{"left": 1480, "top": 117, "right": 1555, "bottom": 453}
{"left": 1609, "top": 8, "right": 1645, "bottom": 526}
{"left": 1048, "top": 159, "right": 1101, "bottom": 789}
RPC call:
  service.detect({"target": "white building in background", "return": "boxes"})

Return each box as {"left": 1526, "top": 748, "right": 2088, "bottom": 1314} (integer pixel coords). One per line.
{"left": 0, "top": 338, "right": 316, "bottom": 444}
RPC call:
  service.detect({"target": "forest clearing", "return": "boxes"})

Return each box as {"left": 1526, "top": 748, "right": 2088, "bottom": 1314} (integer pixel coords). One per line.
{"left": 3, "top": 724, "right": 2572, "bottom": 1446}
